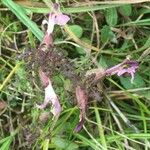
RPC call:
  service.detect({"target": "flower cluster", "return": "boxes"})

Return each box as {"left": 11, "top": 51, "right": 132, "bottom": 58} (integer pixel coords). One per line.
{"left": 36, "top": 3, "right": 139, "bottom": 133}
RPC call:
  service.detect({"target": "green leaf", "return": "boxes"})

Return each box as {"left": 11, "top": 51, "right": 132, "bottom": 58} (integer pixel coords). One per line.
{"left": 68, "top": 25, "right": 83, "bottom": 38}
{"left": 119, "top": 4, "right": 132, "bottom": 16}
{"left": 119, "top": 73, "right": 145, "bottom": 89}
{"left": 99, "top": 56, "right": 108, "bottom": 69}
{"left": 105, "top": 7, "right": 118, "bottom": 27}
{"left": 101, "top": 25, "right": 114, "bottom": 43}
{"left": 76, "top": 37, "right": 91, "bottom": 54}
{"left": 52, "top": 137, "right": 79, "bottom": 150}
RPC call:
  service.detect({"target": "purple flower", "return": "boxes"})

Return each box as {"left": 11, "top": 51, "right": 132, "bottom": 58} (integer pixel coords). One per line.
{"left": 41, "top": 3, "right": 70, "bottom": 46}
{"left": 106, "top": 60, "right": 139, "bottom": 83}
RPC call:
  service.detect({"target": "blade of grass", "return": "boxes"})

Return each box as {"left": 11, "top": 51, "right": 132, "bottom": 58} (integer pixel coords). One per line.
{"left": 119, "top": 19, "right": 150, "bottom": 26}
{"left": 107, "top": 78, "right": 150, "bottom": 115}
{"left": 94, "top": 102, "right": 108, "bottom": 150}
{"left": 132, "top": 37, "right": 150, "bottom": 54}
{"left": 86, "top": 117, "right": 148, "bottom": 146}
{"left": 0, "top": 137, "right": 13, "bottom": 150}
{"left": 140, "top": 106, "right": 150, "bottom": 150}
{"left": 51, "top": 107, "right": 77, "bottom": 136}
{"left": 83, "top": 126, "right": 105, "bottom": 150}
{"left": 0, "top": 57, "right": 13, "bottom": 69}
{"left": 0, "top": 128, "right": 19, "bottom": 149}
{"left": 0, "top": 62, "right": 22, "bottom": 91}
{"left": 107, "top": 102, "right": 129, "bottom": 150}
{"left": 16, "top": 2, "right": 123, "bottom": 14}
{"left": 107, "top": 133, "right": 150, "bottom": 142}
{"left": 69, "top": 0, "right": 150, "bottom": 5}
{"left": 75, "top": 133, "right": 101, "bottom": 150}
{"left": 42, "top": 139, "right": 50, "bottom": 150}
{"left": 107, "top": 112, "right": 125, "bottom": 150}
{"left": 104, "top": 92, "right": 139, "bottom": 133}
{"left": 2, "top": 0, "right": 44, "bottom": 41}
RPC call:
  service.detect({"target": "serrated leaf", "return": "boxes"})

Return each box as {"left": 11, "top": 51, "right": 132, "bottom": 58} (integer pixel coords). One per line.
{"left": 119, "top": 73, "right": 145, "bottom": 89}
{"left": 119, "top": 4, "right": 132, "bottom": 16}
{"left": 105, "top": 7, "right": 118, "bottom": 27}
{"left": 101, "top": 25, "right": 114, "bottom": 43}
{"left": 68, "top": 25, "right": 83, "bottom": 38}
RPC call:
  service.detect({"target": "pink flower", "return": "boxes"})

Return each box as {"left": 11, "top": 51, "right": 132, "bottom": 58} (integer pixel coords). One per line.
{"left": 43, "top": 4, "right": 70, "bottom": 35}
{"left": 47, "top": 13, "right": 70, "bottom": 35}
{"left": 41, "top": 3, "right": 70, "bottom": 46}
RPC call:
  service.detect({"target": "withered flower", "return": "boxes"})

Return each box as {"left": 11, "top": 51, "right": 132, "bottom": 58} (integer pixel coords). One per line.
{"left": 74, "top": 86, "right": 88, "bottom": 132}
{"left": 36, "top": 70, "right": 61, "bottom": 118}
{"left": 36, "top": 3, "right": 70, "bottom": 118}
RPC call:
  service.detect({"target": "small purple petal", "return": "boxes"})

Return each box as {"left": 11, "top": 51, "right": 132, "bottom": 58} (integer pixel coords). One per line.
{"left": 117, "top": 69, "right": 127, "bottom": 76}
{"left": 43, "top": 3, "right": 70, "bottom": 35}
{"left": 46, "top": 13, "right": 70, "bottom": 34}
{"left": 55, "top": 14, "right": 70, "bottom": 25}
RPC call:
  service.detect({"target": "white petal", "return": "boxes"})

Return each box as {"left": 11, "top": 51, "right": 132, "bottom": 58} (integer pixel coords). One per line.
{"left": 45, "top": 81, "right": 57, "bottom": 104}
{"left": 42, "top": 19, "right": 48, "bottom": 25}
{"left": 47, "top": 19, "right": 55, "bottom": 34}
